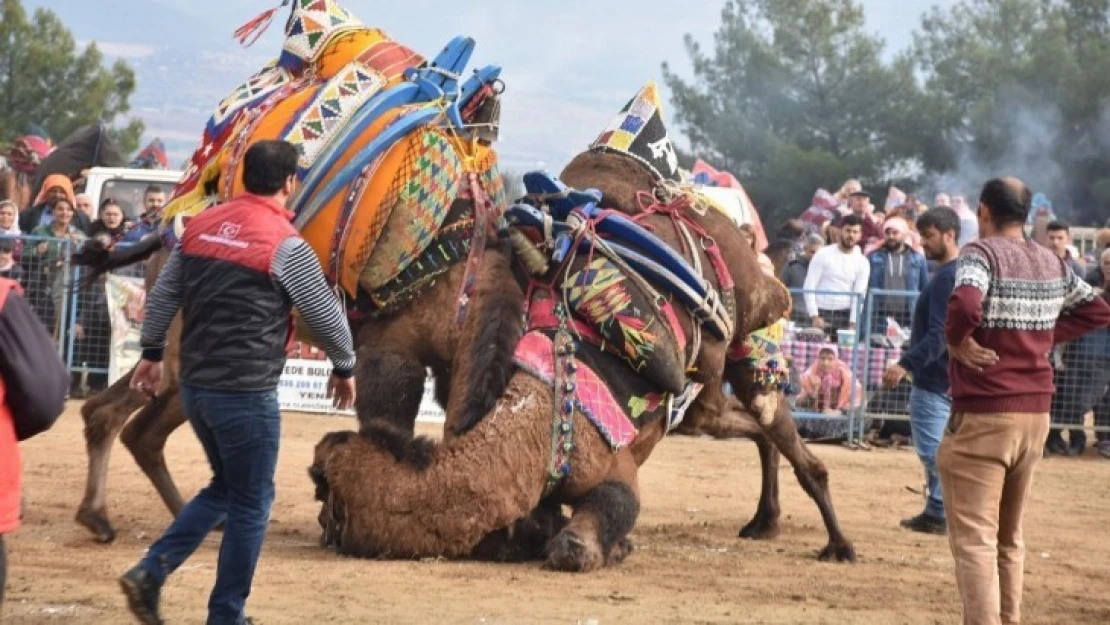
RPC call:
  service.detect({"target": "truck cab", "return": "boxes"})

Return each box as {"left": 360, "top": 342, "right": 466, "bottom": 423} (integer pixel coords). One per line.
{"left": 82, "top": 167, "right": 183, "bottom": 220}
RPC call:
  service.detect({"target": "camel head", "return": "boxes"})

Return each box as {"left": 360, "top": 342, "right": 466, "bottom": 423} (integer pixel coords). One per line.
{"left": 309, "top": 431, "right": 358, "bottom": 504}
{"left": 560, "top": 80, "right": 681, "bottom": 214}
{"left": 560, "top": 150, "right": 658, "bottom": 215}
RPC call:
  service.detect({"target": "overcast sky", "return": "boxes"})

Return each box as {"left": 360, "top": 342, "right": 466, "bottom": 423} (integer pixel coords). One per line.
{"left": 29, "top": 0, "right": 960, "bottom": 171}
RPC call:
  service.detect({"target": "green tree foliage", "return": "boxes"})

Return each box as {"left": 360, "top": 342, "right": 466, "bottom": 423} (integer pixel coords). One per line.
{"left": 915, "top": 0, "right": 1110, "bottom": 225}
{"left": 666, "top": 0, "right": 1110, "bottom": 226}
{"left": 0, "top": 0, "right": 144, "bottom": 154}
{"left": 663, "top": 0, "right": 932, "bottom": 224}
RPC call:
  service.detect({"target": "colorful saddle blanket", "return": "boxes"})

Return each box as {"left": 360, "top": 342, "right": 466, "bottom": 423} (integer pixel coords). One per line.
{"left": 158, "top": 0, "right": 505, "bottom": 300}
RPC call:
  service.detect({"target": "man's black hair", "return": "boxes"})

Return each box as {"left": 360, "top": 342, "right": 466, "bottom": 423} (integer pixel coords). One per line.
{"left": 916, "top": 207, "right": 961, "bottom": 240}
{"left": 242, "top": 140, "right": 299, "bottom": 196}
{"left": 144, "top": 185, "right": 164, "bottom": 197}
{"left": 978, "top": 178, "right": 1031, "bottom": 227}
{"left": 839, "top": 214, "right": 864, "bottom": 229}
{"left": 1045, "top": 220, "right": 1070, "bottom": 233}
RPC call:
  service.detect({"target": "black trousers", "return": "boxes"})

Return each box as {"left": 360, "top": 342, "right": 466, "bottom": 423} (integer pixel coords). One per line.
{"left": 817, "top": 308, "right": 852, "bottom": 341}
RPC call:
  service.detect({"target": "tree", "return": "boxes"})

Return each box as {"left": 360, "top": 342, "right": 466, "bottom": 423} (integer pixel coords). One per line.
{"left": 0, "top": 0, "right": 144, "bottom": 153}
{"left": 915, "top": 0, "right": 1110, "bottom": 224}
{"left": 663, "top": 0, "right": 932, "bottom": 225}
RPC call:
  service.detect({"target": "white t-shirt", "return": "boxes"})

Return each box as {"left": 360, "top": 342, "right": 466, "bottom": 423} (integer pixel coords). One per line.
{"left": 802, "top": 244, "right": 871, "bottom": 321}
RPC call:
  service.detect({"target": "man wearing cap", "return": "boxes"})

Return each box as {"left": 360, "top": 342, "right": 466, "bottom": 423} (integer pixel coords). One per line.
{"left": 867, "top": 216, "right": 929, "bottom": 331}
{"left": 833, "top": 190, "right": 882, "bottom": 249}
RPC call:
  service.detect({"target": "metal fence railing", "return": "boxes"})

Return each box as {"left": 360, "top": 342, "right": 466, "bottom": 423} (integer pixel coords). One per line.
{"left": 3, "top": 231, "right": 1107, "bottom": 447}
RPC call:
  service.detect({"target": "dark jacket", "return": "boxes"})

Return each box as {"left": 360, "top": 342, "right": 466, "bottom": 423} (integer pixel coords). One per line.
{"left": 898, "top": 260, "right": 957, "bottom": 395}
{"left": 1, "top": 278, "right": 69, "bottom": 532}
{"left": 176, "top": 197, "right": 299, "bottom": 390}
{"left": 868, "top": 246, "right": 929, "bottom": 292}
{"left": 781, "top": 257, "right": 809, "bottom": 320}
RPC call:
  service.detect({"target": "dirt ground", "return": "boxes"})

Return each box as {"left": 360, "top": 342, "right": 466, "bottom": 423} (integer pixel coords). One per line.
{"left": 3, "top": 402, "right": 1109, "bottom": 624}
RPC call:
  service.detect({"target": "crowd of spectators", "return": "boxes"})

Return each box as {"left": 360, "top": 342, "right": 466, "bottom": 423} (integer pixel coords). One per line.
{"left": 0, "top": 182, "right": 167, "bottom": 395}
{"left": 770, "top": 179, "right": 1110, "bottom": 458}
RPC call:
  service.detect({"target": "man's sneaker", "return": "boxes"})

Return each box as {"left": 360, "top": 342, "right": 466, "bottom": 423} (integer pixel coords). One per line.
{"left": 1097, "top": 442, "right": 1110, "bottom": 459}
{"left": 1067, "top": 430, "right": 1087, "bottom": 457}
{"left": 1044, "top": 434, "right": 1069, "bottom": 457}
{"left": 119, "top": 565, "right": 163, "bottom": 625}
{"left": 900, "top": 513, "right": 947, "bottom": 536}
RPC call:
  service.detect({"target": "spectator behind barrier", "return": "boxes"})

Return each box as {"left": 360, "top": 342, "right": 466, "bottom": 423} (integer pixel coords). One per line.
{"left": 0, "top": 201, "right": 21, "bottom": 261}
{"left": 0, "top": 239, "right": 21, "bottom": 286}
{"left": 782, "top": 234, "right": 824, "bottom": 323}
{"left": 27, "top": 197, "right": 87, "bottom": 337}
{"left": 1044, "top": 220, "right": 1084, "bottom": 276}
{"left": 867, "top": 216, "right": 929, "bottom": 331}
{"left": 803, "top": 214, "right": 870, "bottom": 339}
{"left": 796, "top": 346, "right": 864, "bottom": 412}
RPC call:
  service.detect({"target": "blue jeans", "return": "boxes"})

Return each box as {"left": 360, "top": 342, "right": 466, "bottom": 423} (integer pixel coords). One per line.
{"left": 909, "top": 387, "right": 951, "bottom": 518}
{"left": 139, "top": 384, "right": 281, "bottom": 625}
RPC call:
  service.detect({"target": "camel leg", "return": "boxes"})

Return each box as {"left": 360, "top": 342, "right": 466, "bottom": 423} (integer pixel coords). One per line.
{"left": 469, "top": 498, "right": 568, "bottom": 563}
{"left": 119, "top": 388, "right": 188, "bottom": 518}
{"left": 546, "top": 449, "right": 640, "bottom": 573}
{"left": 739, "top": 430, "right": 783, "bottom": 540}
{"left": 76, "top": 370, "right": 147, "bottom": 543}
{"left": 757, "top": 396, "right": 856, "bottom": 562}
{"left": 728, "top": 364, "right": 855, "bottom": 561}
{"left": 354, "top": 348, "right": 427, "bottom": 438}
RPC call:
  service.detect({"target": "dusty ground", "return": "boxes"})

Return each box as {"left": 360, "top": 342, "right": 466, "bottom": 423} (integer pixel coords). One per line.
{"left": 3, "top": 402, "right": 1109, "bottom": 624}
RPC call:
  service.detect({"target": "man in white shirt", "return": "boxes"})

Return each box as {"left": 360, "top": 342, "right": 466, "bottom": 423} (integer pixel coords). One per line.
{"left": 804, "top": 214, "right": 871, "bottom": 339}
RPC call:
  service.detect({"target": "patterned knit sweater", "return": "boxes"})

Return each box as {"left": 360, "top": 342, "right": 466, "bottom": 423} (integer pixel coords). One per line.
{"left": 946, "top": 237, "right": 1110, "bottom": 413}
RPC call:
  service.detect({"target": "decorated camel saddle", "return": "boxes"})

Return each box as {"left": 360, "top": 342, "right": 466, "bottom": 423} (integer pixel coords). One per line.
{"left": 158, "top": 0, "right": 506, "bottom": 314}
{"left": 510, "top": 82, "right": 790, "bottom": 442}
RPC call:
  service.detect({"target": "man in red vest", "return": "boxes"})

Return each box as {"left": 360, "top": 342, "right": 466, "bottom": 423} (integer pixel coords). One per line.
{"left": 0, "top": 277, "right": 69, "bottom": 610}
{"left": 120, "top": 140, "right": 357, "bottom": 625}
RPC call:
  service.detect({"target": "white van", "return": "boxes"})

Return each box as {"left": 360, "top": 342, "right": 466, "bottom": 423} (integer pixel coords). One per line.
{"left": 83, "top": 167, "right": 184, "bottom": 220}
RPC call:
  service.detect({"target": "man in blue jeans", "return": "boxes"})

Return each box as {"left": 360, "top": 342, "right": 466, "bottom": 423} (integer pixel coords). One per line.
{"left": 120, "top": 140, "right": 357, "bottom": 625}
{"left": 881, "top": 207, "right": 960, "bottom": 535}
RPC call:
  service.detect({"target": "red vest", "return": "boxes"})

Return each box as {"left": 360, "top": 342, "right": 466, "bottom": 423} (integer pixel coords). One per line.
{"left": 176, "top": 195, "right": 300, "bottom": 391}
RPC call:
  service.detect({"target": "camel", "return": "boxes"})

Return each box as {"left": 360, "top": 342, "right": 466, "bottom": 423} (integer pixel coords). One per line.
{"left": 309, "top": 75, "right": 856, "bottom": 567}
{"left": 75, "top": 66, "right": 854, "bottom": 565}
{"left": 559, "top": 150, "right": 855, "bottom": 562}
{"left": 71, "top": 197, "right": 523, "bottom": 543}
{"left": 70, "top": 0, "right": 517, "bottom": 542}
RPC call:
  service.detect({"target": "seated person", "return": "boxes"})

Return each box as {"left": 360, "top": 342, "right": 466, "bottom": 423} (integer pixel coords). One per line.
{"left": 795, "top": 347, "right": 864, "bottom": 413}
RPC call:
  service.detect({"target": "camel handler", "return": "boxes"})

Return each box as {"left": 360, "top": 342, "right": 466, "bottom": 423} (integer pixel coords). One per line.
{"left": 940, "top": 177, "right": 1110, "bottom": 625}
{"left": 120, "top": 140, "right": 357, "bottom": 625}
{"left": 0, "top": 277, "right": 69, "bottom": 611}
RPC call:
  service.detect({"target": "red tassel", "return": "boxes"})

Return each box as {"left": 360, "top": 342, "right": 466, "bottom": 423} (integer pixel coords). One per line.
{"left": 233, "top": 1, "right": 290, "bottom": 47}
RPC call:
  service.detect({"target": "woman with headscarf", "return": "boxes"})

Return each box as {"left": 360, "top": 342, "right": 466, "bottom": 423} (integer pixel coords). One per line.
{"left": 0, "top": 201, "right": 22, "bottom": 261}
{"left": 18, "top": 174, "right": 89, "bottom": 233}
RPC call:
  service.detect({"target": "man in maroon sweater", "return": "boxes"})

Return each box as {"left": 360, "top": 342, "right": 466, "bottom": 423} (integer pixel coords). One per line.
{"left": 941, "top": 177, "right": 1110, "bottom": 625}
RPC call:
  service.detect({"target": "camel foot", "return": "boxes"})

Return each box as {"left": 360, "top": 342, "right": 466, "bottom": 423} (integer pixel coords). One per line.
{"left": 545, "top": 531, "right": 604, "bottom": 573}
{"left": 738, "top": 515, "right": 781, "bottom": 541}
{"left": 817, "top": 540, "right": 857, "bottom": 563}
{"left": 76, "top": 508, "right": 117, "bottom": 544}
{"left": 605, "top": 537, "right": 634, "bottom": 566}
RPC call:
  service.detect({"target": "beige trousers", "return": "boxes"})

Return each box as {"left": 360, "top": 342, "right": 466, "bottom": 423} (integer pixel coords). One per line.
{"left": 937, "top": 412, "right": 1050, "bottom": 625}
